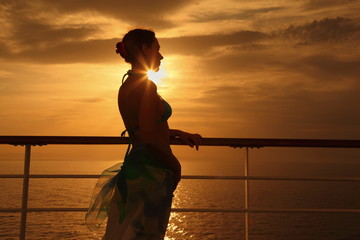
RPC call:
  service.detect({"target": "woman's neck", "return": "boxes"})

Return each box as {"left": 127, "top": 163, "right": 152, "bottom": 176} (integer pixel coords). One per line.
{"left": 131, "top": 65, "right": 148, "bottom": 76}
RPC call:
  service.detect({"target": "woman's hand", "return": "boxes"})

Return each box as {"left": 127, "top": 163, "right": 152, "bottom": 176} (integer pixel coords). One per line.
{"left": 177, "top": 131, "right": 202, "bottom": 150}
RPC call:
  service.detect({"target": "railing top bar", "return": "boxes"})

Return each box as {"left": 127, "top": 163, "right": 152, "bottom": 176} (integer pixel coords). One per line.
{"left": 2, "top": 207, "right": 360, "bottom": 214}
{"left": 2, "top": 174, "right": 360, "bottom": 182}
{"left": 1, "top": 136, "right": 360, "bottom": 148}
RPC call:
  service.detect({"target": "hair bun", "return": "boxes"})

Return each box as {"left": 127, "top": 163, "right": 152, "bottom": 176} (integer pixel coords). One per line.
{"left": 116, "top": 42, "right": 127, "bottom": 58}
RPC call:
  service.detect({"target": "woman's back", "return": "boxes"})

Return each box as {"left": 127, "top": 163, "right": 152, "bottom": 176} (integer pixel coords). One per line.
{"left": 118, "top": 76, "right": 148, "bottom": 132}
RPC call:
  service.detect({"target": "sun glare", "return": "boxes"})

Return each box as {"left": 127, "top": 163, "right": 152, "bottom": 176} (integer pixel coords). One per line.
{"left": 147, "top": 67, "right": 166, "bottom": 85}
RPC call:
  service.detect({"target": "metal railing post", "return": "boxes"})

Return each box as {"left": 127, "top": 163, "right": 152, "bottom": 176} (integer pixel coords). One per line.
{"left": 244, "top": 147, "right": 250, "bottom": 240}
{"left": 20, "top": 144, "right": 31, "bottom": 240}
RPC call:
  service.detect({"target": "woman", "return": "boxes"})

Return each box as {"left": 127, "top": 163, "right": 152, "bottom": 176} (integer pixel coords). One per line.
{"left": 86, "top": 29, "right": 202, "bottom": 240}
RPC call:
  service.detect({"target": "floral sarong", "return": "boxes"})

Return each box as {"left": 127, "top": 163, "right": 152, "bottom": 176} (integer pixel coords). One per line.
{"left": 85, "top": 144, "right": 174, "bottom": 240}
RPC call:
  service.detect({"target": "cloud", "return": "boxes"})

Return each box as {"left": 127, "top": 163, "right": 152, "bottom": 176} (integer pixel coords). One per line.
{"left": 302, "top": 0, "right": 355, "bottom": 10}
{"left": 50, "top": 97, "right": 105, "bottom": 103}
{"left": 277, "top": 17, "right": 360, "bottom": 44}
{"left": 1, "top": 29, "right": 266, "bottom": 63}
{"left": 0, "top": 37, "right": 120, "bottom": 64}
{"left": 194, "top": 17, "right": 360, "bottom": 82}
{"left": 16, "top": 38, "right": 119, "bottom": 64}
{"left": 11, "top": 15, "right": 98, "bottom": 48}
{"left": 0, "top": 0, "right": 193, "bottom": 62}
{"left": 1, "top": 13, "right": 359, "bottom": 66}
{"left": 0, "top": 44, "right": 10, "bottom": 59}
{"left": 160, "top": 30, "right": 266, "bottom": 55}
{"left": 1, "top": 1, "right": 103, "bottom": 61}
{"left": 190, "top": 7, "right": 284, "bottom": 22}
{"left": 36, "top": 0, "right": 191, "bottom": 28}
{"left": 285, "top": 54, "right": 360, "bottom": 83}
{"left": 200, "top": 47, "right": 360, "bottom": 89}
{"left": 1, "top": 0, "right": 191, "bottom": 28}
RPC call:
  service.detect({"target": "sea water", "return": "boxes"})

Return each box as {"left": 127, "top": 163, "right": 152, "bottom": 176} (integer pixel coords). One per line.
{"left": 1, "top": 145, "right": 360, "bottom": 240}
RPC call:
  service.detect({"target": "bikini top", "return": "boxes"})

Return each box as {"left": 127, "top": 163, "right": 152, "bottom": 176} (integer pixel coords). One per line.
{"left": 122, "top": 98, "right": 172, "bottom": 135}
{"left": 158, "top": 97, "right": 172, "bottom": 123}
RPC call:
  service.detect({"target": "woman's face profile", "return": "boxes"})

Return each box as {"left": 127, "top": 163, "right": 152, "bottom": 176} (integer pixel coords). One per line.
{"left": 144, "top": 38, "right": 163, "bottom": 72}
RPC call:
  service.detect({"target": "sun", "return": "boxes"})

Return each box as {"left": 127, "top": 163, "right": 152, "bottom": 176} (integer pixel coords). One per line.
{"left": 147, "top": 66, "right": 166, "bottom": 85}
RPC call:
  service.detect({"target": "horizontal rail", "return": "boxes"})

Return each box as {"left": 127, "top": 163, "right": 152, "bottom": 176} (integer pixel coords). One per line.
{"left": 1, "top": 208, "right": 245, "bottom": 213}
{"left": 2, "top": 207, "right": 360, "bottom": 214}
{"left": 1, "top": 136, "right": 360, "bottom": 148}
{"left": 1, "top": 137, "right": 360, "bottom": 240}
{"left": 1, "top": 174, "right": 360, "bottom": 182}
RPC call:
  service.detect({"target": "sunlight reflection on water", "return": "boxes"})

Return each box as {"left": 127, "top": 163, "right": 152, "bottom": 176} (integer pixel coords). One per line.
{"left": 166, "top": 213, "right": 196, "bottom": 240}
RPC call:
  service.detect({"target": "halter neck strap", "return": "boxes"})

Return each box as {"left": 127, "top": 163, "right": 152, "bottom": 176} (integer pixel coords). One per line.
{"left": 122, "top": 70, "right": 147, "bottom": 84}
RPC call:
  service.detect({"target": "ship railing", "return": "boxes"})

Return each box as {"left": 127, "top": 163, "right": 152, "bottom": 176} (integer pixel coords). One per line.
{"left": 1, "top": 136, "right": 360, "bottom": 240}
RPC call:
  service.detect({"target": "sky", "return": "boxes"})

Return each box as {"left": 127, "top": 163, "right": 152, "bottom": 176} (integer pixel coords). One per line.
{"left": 1, "top": 0, "right": 360, "bottom": 162}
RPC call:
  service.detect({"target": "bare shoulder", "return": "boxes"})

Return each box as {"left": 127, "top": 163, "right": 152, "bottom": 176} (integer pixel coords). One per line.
{"left": 119, "top": 78, "right": 156, "bottom": 98}
{"left": 143, "top": 79, "right": 157, "bottom": 92}
{"left": 137, "top": 79, "right": 158, "bottom": 101}
{"left": 139, "top": 80, "right": 162, "bottom": 110}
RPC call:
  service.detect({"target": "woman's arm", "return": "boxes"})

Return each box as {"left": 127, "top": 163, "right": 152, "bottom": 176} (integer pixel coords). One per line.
{"left": 170, "top": 129, "right": 202, "bottom": 151}
{"left": 169, "top": 129, "right": 182, "bottom": 138}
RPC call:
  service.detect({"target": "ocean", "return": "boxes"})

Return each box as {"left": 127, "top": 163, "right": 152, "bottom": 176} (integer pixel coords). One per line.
{"left": 1, "top": 145, "right": 360, "bottom": 240}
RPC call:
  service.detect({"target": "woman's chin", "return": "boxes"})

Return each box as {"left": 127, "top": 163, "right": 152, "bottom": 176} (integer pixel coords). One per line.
{"left": 150, "top": 67, "right": 160, "bottom": 72}
{"left": 152, "top": 63, "right": 161, "bottom": 72}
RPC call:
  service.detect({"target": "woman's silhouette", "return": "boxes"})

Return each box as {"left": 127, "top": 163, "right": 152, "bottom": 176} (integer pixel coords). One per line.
{"left": 86, "top": 29, "right": 202, "bottom": 240}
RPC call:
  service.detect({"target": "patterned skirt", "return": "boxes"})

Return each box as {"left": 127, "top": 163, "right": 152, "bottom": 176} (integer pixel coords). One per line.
{"left": 85, "top": 144, "right": 174, "bottom": 240}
